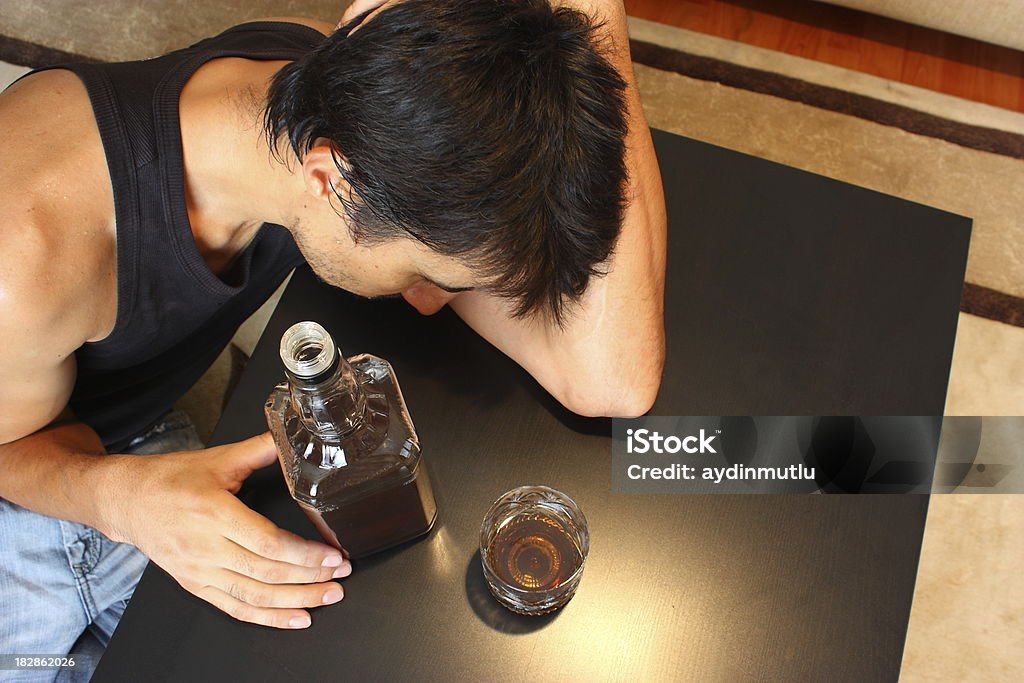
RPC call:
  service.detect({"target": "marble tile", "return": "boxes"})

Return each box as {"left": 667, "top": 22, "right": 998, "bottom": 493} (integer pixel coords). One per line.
{"left": 815, "top": 0, "right": 1024, "bottom": 53}
{"left": 232, "top": 273, "right": 291, "bottom": 358}
{"left": 0, "top": 0, "right": 344, "bottom": 62}
{"left": 947, "top": 313, "right": 1024, "bottom": 416}
{"left": 0, "top": 62, "right": 30, "bottom": 90}
{"left": 175, "top": 345, "right": 232, "bottom": 443}
{"left": 901, "top": 494, "right": 1024, "bottom": 682}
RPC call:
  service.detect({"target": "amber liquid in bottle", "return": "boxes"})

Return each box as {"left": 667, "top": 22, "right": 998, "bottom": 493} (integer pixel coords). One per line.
{"left": 265, "top": 322, "right": 436, "bottom": 558}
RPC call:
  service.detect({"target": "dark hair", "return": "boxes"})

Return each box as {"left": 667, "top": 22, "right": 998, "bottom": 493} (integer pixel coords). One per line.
{"left": 264, "top": 0, "right": 628, "bottom": 323}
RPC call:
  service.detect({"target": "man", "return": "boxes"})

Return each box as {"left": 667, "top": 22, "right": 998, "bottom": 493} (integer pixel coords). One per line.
{"left": 0, "top": 0, "right": 664, "bottom": 663}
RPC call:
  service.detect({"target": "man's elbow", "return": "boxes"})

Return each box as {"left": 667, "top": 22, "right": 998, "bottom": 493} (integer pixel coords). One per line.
{"left": 559, "top": 369, "right": 662, "bottom": 418}
{"left": 605, "top": 385, "right": 660, "bottom": 418}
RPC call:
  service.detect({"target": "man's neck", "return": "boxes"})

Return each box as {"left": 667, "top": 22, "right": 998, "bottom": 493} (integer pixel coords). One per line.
{"left": 178, "top": 58, "right": 306, "bottom": 273}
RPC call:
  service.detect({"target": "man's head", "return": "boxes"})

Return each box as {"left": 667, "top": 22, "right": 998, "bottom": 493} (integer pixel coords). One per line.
{"left": 264, "top": 0, "right": 628, "bottom": 323}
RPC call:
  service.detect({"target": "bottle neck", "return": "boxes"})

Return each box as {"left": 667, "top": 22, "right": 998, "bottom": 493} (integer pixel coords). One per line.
{"left": 279, "top": 321, "right": 367, "bottom": 442}
{"left": 288, "top": 352, "right": 368, "bottom": 440}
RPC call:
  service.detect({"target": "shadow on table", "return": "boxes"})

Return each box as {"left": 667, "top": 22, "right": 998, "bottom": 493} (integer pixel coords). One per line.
{"left": 521, "top": 376, "right": 614, "bottom": 439}
{"left": 464, "top": 550, "right": 561, "bottom": 634}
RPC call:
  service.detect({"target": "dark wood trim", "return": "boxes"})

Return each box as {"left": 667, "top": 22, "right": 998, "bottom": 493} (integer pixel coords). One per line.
{"left": 0, "top": 33, "right": 98, "bottom": 69}
{"left": 961, "top": 283, "right": 1024, "bottom": 328}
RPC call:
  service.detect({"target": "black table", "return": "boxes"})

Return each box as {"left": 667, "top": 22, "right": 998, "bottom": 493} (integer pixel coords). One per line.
{"left": 96, "top": 131, "right": 971, "bottom": 682}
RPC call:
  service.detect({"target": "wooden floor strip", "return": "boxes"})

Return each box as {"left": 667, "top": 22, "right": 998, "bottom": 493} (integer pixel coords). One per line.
{"left": 961, "top": 284, "right": 1024, "bottom": 329}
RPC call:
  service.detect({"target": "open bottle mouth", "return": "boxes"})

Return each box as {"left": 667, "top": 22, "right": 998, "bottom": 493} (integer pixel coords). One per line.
{"left": 280, "top": 321, "right": 337, "bottom": 380}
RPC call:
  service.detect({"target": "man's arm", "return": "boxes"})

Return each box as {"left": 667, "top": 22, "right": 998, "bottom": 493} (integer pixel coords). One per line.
{"left": 0, "top": 272, "right": 348, "bottom": 630}
{"left": 339, "top": 0, "right": 665, "bottom": 416}
{"left": 449, "top": 0, "right": 666, "bottom": 417}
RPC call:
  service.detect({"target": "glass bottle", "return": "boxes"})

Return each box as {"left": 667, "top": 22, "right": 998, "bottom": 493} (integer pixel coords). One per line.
{"left": 265, "top": 321, "right": 437, "bottom": 558}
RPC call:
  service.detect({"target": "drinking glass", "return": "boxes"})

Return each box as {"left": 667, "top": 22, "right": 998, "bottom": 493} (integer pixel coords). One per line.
{"left": 479, "top": 485, "right": 590, "bottom": 615}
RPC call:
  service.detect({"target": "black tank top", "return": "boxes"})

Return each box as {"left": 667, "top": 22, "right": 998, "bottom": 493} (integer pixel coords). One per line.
{"left": 25, "top": 22, "right": 324, "bottom": 451}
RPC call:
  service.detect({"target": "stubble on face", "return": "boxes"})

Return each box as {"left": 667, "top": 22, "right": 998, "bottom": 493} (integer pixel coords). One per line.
{"left": 291, "top": 218, "right": 382, "bottom": 295}
{"left": 288, "top": 199, "right": 485, "bottom": 302}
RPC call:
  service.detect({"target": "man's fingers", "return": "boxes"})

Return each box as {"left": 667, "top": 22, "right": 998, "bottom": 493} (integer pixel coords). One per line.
{"left": 222, "top": 432, "right": 278, "bottom": 478}
{"left": 224, "top": 539, "right": 352, "bottom": 585}
{"left": 215, "top": 432, "right": 284, "bottom": 493}
{"left": 196, "top": 586, "right": 314, "bottom": 630}
{"left": 216, "top": 570, "right": 345, "bottom": 610}
{"left": 223, "top": 502, "right": 343, "bottom": 569}
{"left": 341, "top": 0, "right": 388, "bottom": 25}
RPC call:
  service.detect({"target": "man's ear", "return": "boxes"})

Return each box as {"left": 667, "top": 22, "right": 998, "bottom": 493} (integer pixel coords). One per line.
{"left": 301, "top": 139, "right": 351, "bottom": 203}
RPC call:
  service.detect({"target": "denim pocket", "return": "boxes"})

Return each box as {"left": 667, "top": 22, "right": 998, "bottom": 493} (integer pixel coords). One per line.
{"left": 122, "top": 409, "right": 204, "bottom": 455}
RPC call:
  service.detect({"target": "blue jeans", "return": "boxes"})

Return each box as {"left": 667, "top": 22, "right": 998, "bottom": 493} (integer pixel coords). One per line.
{"left": 0, "top": 410, "right": 204, "bottom": 682}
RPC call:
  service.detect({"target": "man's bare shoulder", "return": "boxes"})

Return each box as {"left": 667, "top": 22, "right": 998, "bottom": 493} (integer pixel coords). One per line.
{"left": 0, "top": 233, "right": 83, "bottom": 442}
{"left": 0, "top": 208, "right": 100, "bottom": 356}
{"left": 0, "top": 68, "right": 91, "bottom": 125}
{"left": 0, "top": 69, "right": 101, "bottom": 208}
{"left": 0, "top": 69, "right": 117, "bottom": 349}
{"left": 0, "top": 187, "right": 83, "bottom": 441}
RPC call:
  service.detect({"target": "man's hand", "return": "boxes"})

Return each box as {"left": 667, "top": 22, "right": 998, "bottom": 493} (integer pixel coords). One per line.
{"left": 102, "top": 433, "right": 350, "bottom": 629}
{"left": 340, "top": 0, "right": 392, "bottom": 26}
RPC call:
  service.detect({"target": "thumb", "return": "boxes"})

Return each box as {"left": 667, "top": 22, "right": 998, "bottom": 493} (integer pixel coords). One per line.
{"left": 222, "top": 432, "right": 279, "bottom": 480}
